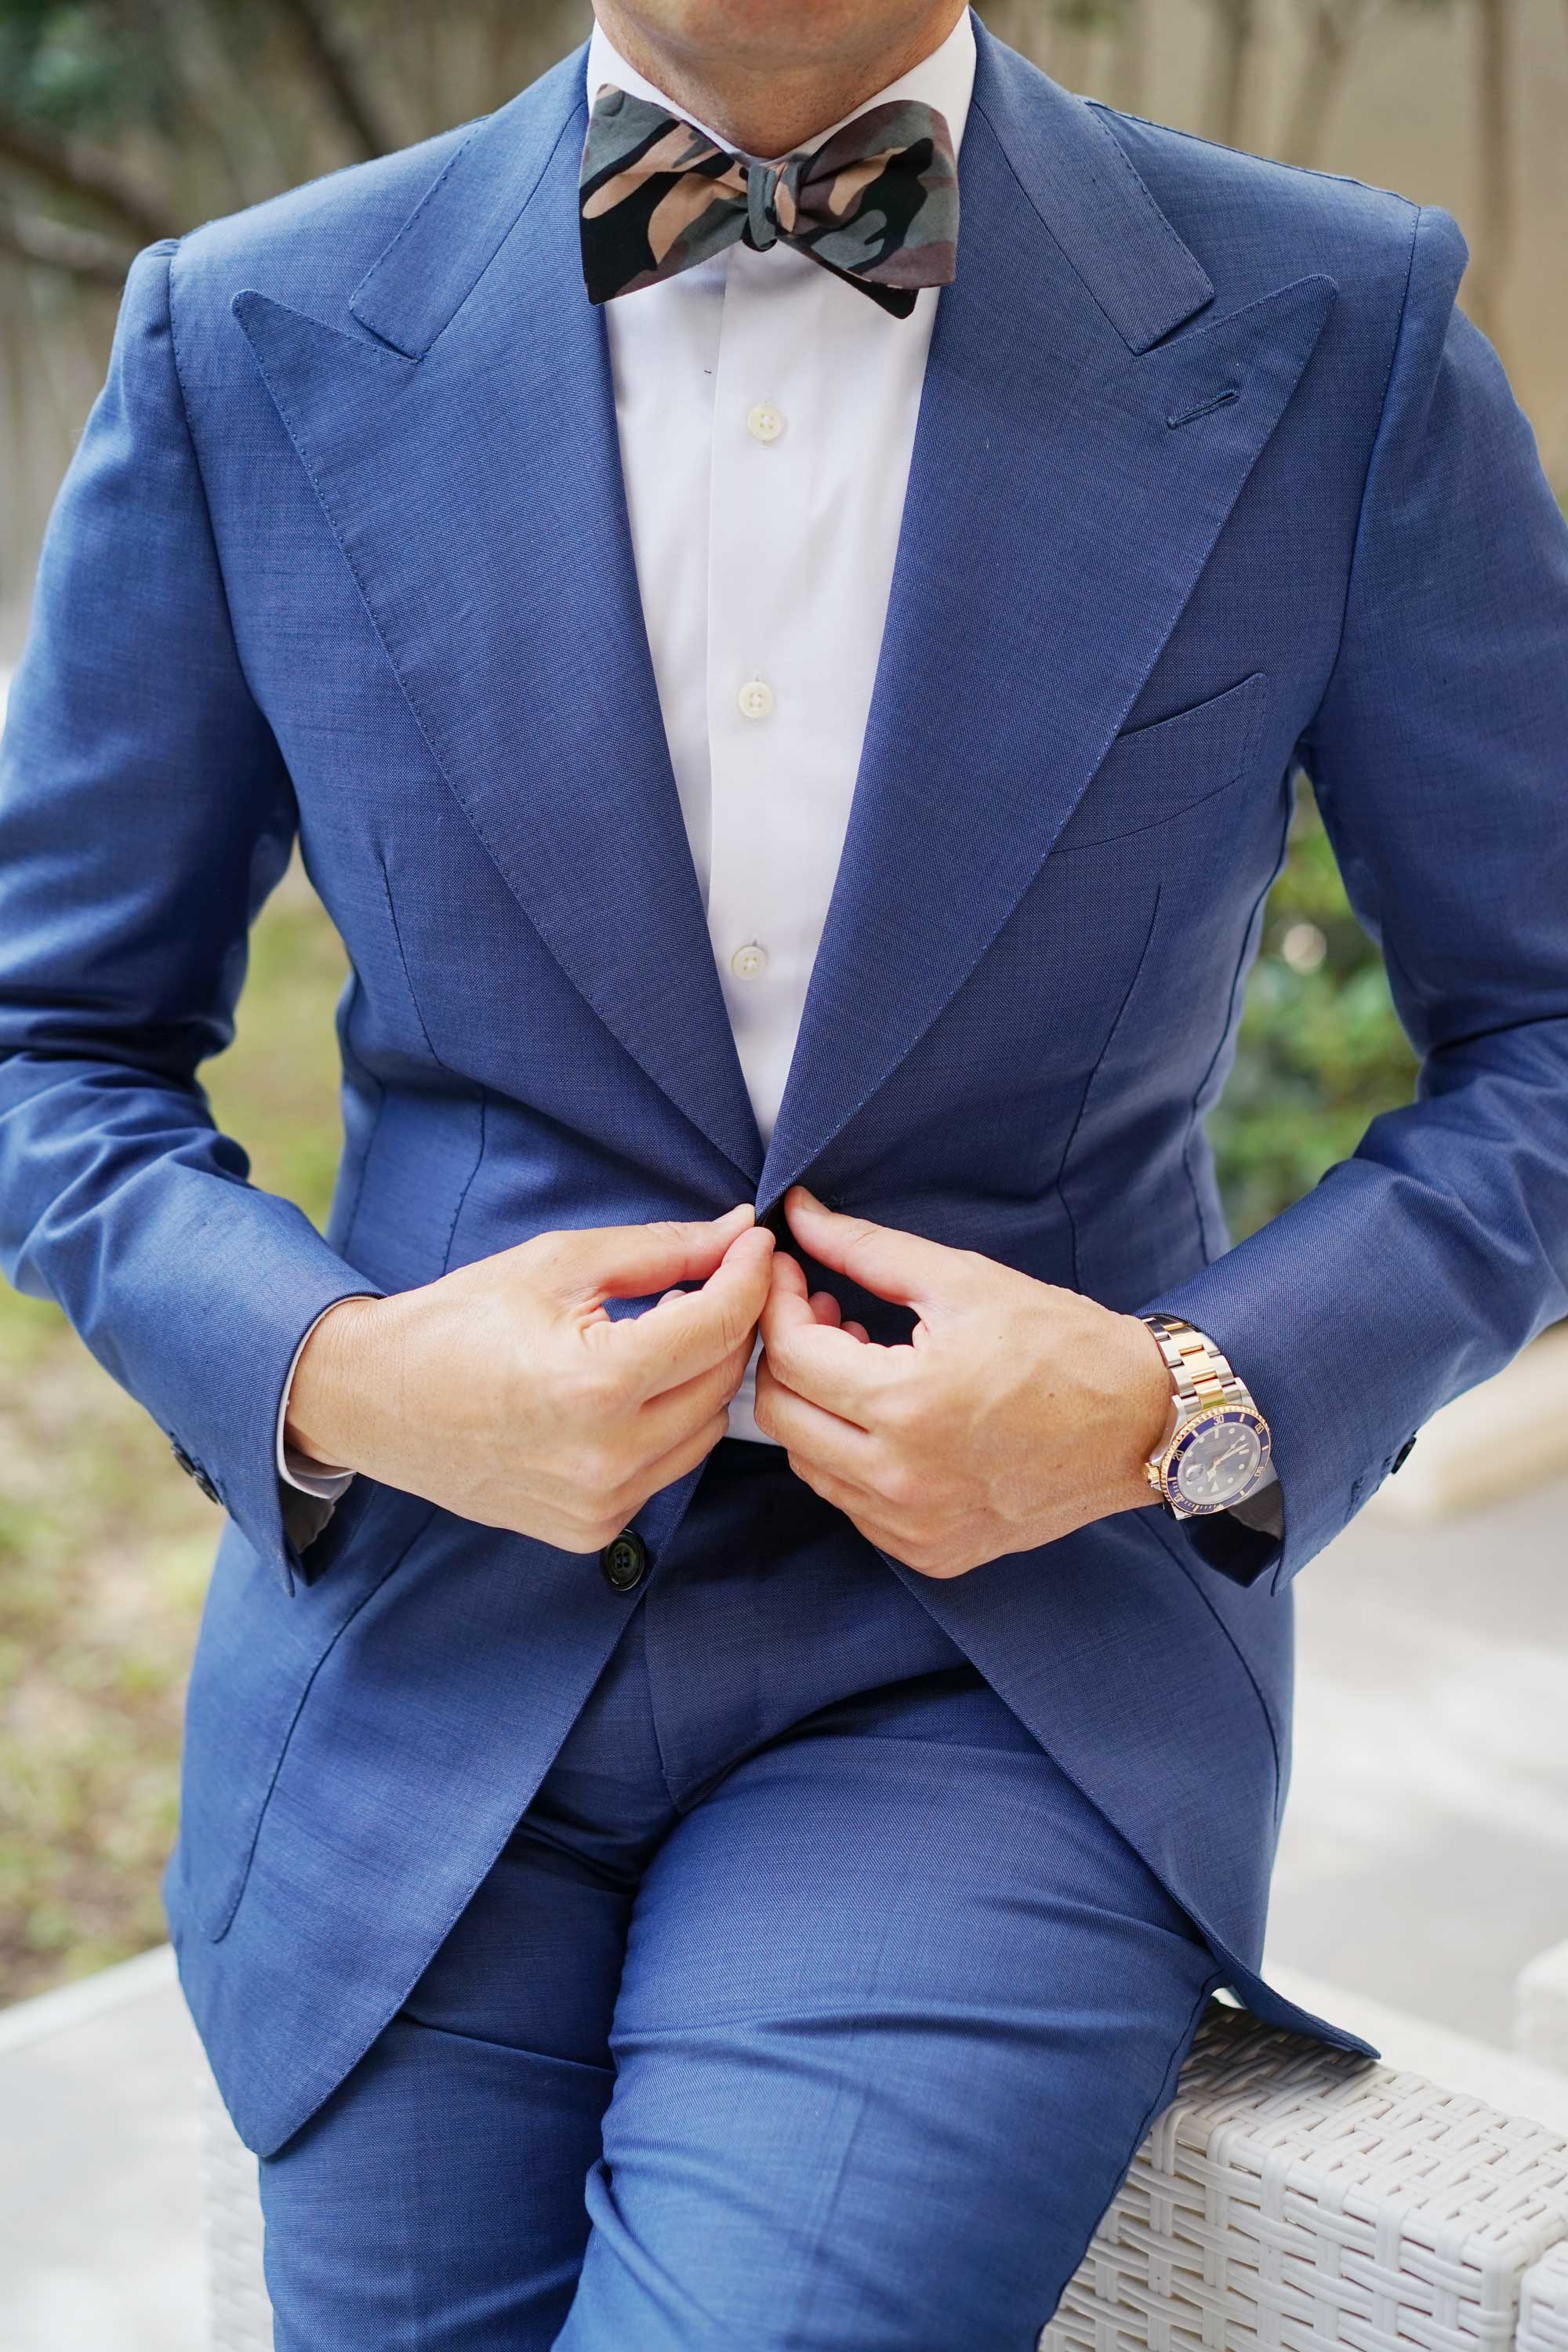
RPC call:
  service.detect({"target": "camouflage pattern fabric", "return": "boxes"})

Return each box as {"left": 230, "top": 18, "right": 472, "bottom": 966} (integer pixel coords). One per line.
{"left": 579, "top": 86, "right": 960, "bottom": 319}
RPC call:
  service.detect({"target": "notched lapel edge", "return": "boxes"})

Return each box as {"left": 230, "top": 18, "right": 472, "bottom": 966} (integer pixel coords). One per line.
{"left": 967, "top": 17, "right": 1215, "bottom": 354}
{"left": 350, "top": 43, "right": 590, "bottom": 358}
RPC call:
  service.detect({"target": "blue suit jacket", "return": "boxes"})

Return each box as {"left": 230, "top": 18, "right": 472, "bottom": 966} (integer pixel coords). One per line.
{"left": 3, "top": 23, "right": 1566, "bottom": 2153}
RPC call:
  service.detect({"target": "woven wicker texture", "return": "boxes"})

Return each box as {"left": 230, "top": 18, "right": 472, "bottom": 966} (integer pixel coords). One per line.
{"left": 1040, "top": 2004, "right": 1568, "bottom": 2352}
{"left": 1519, "top": 2242, "right": 1568, "bottom": 2352}
{"left": 199, "top": 2064, "right": 274, "bottom": 2352}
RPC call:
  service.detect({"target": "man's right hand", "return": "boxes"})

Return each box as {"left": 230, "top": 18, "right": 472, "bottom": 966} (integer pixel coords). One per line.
{"left": 284, "top": 1205, "right": 772, "bottom": 1552}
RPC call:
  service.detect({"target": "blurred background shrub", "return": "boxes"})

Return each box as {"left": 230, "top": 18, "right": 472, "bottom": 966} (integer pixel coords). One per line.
{"left": 1214, "top": 790, "right": 1418, "bottom": 1241}
{"left": 0, "top": 0, "right": 1559, "bottom": 1999}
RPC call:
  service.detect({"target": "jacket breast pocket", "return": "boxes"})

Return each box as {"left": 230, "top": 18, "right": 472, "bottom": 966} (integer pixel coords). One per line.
{"left": 1052, "top": 672, "right": 1270, "bottom": 855}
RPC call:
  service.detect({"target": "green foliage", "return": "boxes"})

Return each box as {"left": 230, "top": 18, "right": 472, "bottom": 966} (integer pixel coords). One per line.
{"left": 0, "top": 2, "right": 165, "bottom": 134}
{"left": 1210, "top": 784, "right": 1417, "bottom": 1238}
{"left": 0, "top": 866, "right": 345, "bottom": 2003}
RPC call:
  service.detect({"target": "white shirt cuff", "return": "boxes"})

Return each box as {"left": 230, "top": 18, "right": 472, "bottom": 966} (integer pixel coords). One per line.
{"left": 276, "top": 1301, "right": 367, "bottom": 1499}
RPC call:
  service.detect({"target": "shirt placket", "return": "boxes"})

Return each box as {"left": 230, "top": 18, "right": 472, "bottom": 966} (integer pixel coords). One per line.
{"left": 704, "top": 240, "right": 826, "bottom": 1150}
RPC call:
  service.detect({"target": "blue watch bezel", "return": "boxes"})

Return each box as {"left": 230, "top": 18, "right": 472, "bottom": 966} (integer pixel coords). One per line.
{"left": 1162, "top": 1405, "right": 1272, "bottom": 1516}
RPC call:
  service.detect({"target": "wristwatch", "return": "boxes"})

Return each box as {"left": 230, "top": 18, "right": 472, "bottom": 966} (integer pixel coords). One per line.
{"left": 1139, "top": 1315, "right": 1272, "bottom": 1519}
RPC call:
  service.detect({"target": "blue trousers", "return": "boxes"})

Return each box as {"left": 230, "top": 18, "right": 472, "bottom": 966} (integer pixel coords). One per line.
{"left": 259, "top": 1443, "right": 1224, "bottom": 2350}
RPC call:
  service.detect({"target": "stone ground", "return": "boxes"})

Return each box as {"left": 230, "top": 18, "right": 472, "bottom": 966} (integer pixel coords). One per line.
{"left": 1270, "top": 1471, "right": 1568, "bottom": 2040}
{"left": 2, "top": 1473, "right": 1565, "bottom": 2349}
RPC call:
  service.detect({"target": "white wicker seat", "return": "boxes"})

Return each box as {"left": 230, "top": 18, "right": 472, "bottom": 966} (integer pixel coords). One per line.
{"left": 1519, "top": 2242, "right": 1568, "bottom": 2352}
{"left": 1041, "top": 2003, "right": 1568, "bottom": 2352}
{"left": 199, "top": 1999, "right": 1568, "bottom": 2352}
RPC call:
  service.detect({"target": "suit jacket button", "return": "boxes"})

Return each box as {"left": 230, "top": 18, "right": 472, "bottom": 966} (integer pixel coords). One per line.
{"left": 600, "top": 1531, "right": 648, "bottom": 1592}
{"left": 170, "top": 1437, "right": 219, "bottom": 1503}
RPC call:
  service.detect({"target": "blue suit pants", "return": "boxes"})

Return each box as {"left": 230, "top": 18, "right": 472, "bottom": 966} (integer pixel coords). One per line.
{"left": 259, "top": 1445, "right": 1223, "bottom": 2350}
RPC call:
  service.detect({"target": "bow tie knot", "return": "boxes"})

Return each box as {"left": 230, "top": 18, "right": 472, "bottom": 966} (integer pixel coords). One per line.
{"left": 580, "top": 86, "right": 960, "bottom": 318}
{"left": 745, "top": 160, "right": 783, "bottom": 252}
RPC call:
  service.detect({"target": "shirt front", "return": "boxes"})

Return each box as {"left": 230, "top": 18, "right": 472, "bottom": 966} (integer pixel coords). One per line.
{"left": 590, "top": 9, "right": 976, "bottom": 1439}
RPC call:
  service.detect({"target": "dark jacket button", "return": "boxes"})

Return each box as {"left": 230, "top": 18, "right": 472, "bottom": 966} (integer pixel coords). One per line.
{"left": 599, "top": 1531, "right": 648, "bottom": 1592}
{"left": 170, "top": 1437, "right": 220, "bottom": 1505}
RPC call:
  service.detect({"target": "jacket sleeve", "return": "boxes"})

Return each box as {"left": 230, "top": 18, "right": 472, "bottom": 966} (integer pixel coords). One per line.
{"left": 0, "top": 241, "right": 379, "bottom": 1593}
{"left": 1144, "top": 202, "right": 1568, "bottom": 1594}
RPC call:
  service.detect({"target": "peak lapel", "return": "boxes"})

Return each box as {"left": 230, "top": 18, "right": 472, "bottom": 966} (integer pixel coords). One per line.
{"left": 757, "top": 29, "right": 1335, "bottom": 1209}
{"left": 233, "top": 51, "right": 764, "bottom": 1185}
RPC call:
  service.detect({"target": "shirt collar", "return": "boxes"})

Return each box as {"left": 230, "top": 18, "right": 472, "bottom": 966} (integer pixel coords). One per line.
{"left": 584, "top": 5, "right": 976, "bottom": 165}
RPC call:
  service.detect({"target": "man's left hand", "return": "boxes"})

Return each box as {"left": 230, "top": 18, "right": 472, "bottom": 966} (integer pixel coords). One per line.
{"left": 754, "top": 1187, "right": 1174, "bottom": 1577}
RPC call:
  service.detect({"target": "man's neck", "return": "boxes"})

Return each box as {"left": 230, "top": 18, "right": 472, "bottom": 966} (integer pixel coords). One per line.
{"left": 590, "top": 2, "right": 967, "bottom": 158}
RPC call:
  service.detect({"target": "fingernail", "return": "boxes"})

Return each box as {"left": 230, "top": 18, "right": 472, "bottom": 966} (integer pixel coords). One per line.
{"left": 791, "top": 1185, "right": 822, "bottom": 1209}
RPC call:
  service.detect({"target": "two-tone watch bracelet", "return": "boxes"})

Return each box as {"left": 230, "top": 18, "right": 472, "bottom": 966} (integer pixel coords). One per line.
{"left": 1138, "top": 1313, "right": 1254, "bottom": 1422}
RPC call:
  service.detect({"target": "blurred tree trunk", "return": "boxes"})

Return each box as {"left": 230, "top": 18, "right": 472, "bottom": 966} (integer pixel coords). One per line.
{"left": 0, "top": 109, "right": 167, "bottom": 246}
{"left": 0, "top": 205, "right": 134, "bottom": 285}
{"left": 1282, "top": 0, "right": 1375, "bottom": 164}
{"left": 142, "top": 0, "right": 293, "bottom": 212}
{"left": 1203, "top": 0, "right": 1259, "bottom": 145}
{"left": 1107, "top": 0, "right": 1150, "bottom": 113}
{"left": 268, "top": 0, "right": 397, "bottom": 159}
{"left": 977, "top": 1, "right": 1060, "bottom": 69}
{"left": 1467, "top": 0, "right": 1515, "bottom": 359}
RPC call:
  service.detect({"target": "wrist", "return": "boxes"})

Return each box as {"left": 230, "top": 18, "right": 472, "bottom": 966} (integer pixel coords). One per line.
{"left": 284, "top": 1294, "right": 389, "bottom": 1474}
{"left": 1127, "top": 1312, "right": 1177, "bottom": 1458}
{"left": 1098, "top": 1312, "right": 1177, "bottom": 1512}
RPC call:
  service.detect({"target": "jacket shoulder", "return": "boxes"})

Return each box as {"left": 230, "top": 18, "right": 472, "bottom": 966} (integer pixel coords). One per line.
{"left": 172, "top": 124, "right": 476, "bottom": 318}
{"left": 168, "top": 45, "right": 584, "bottom": 328}
{"left": 1087, "top": 103, "right": 1439, "bottom": 313}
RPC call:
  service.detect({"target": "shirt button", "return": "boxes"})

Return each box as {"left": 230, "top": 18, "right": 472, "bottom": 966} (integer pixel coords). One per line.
{"left": 746, "top": 402, "right": 786, "bottom": 444}
{"left": 737, "top": 679, "right": 775, "bottom": 721}
{"left": 729, "top": 942, "right": 768, "bottom": 981}
{"left": 600, "top": 1530, "right": 648, "bottom": 1592}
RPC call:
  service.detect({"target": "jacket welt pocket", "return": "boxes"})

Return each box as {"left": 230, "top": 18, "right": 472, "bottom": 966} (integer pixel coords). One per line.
{"left": 1052, "top": 671, "right": 1270, "bottom": 855}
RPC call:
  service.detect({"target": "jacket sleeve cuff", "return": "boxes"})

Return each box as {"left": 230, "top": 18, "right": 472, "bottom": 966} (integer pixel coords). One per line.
{"left": 276, "top": 1300, "right": 370, "bottom": 1498}
{"left": 1138, "top": 1176, "right": 1432, "bottom": 1593}
{"left": 151, "top": 1208, "right": 387, "bottom": 1596}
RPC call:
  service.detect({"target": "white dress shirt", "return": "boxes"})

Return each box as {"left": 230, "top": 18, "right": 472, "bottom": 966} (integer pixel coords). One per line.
{"left": 280, "top": 10, "right": 1275, "bottom": 1520}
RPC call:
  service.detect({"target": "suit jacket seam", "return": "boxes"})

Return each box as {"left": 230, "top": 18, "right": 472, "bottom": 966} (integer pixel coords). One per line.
{"left": 336, "top": 972, "right": 385, "bottom": 1270}
{"left": 1301, "top": 199, "right": 1425, "bottom": 751}
{"left": 1056, "top": 883, "right": 1163, "bottom": 1294}
{"left": 167, "top": 239, "right": 276, "bottom": 725}
{"left": 1180, "top": 750, "right": 1294, "bottom": 1261}
{"left": 207, "top": 1497, "right": 439, "bottom": 1940}
{"left": 439, "top": 96, "right": 590, "bottom": 348}
{"left": 441, "top": 1090, "right": 488, "bottom": 1277}
{"left": 1139, "top": 1510, "right": 1286, "bottom": 1813}
{"left": 966, "top": 92, "right": 1129, "bottom": 344}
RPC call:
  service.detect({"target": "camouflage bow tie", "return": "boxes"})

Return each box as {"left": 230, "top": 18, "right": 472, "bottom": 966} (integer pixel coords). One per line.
{"left": 579, "top": 85, "right": 960, "bottom": 320}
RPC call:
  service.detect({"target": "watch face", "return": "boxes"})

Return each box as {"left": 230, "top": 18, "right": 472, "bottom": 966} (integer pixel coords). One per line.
{"left": 1167, "top": 1409, "right": 1271, "bottom": 1513}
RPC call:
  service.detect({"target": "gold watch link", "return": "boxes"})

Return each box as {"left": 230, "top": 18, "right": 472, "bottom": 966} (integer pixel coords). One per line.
{"left": 1142, "top": 1316, "right": 1250, "bottom": 1421}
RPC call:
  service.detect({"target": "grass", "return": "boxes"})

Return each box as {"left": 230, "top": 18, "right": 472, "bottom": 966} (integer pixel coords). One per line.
{"left": 0, "top": 867, "right": 347, "bottom": 2002}
{"left": 0, "top": 813, "right": 1412, "bottom": 2005}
